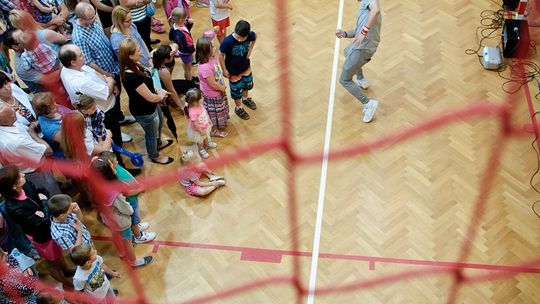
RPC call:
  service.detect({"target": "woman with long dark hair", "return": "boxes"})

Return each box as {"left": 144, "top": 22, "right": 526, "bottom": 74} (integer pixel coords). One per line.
{"left": 0, "top": 166, "right": 73, "bottom": 288}
{"left": 152, "top": 44, "right": 198, "bottom": 108}
{"left": 119, "top": 39, "right": 173, "bottom": 165}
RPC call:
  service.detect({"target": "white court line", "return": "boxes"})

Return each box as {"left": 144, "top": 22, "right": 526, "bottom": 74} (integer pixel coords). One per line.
{"left": 306, "top": 0, "right": 345, "bottom": 303}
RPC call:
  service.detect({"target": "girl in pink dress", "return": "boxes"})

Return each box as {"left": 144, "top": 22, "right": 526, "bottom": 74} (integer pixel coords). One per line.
{"left": 184, "top": 88, "right": 217, "bottom": 159}
{"left": 196, "top": 35, "right": 229, "bottom": 138}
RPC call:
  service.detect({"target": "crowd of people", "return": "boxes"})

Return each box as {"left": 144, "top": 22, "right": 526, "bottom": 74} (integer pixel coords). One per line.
{"left": 0, "top": 0, "right": 384, "bottom": 301}
{"left": 0, "top": 0, "right": 255, "bottom": 302}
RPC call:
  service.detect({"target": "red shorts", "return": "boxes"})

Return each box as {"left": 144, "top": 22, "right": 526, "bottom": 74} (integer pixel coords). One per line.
{"left": 212, "top": 17, "right": 230, "bottom": 37}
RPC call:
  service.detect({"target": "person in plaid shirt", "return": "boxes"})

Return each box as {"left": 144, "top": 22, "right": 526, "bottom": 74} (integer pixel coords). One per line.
{"left": 71, "top": 2, "right": 136, "bottom": 127}
{"left": 18, "top": 32, "right": 59, "bottom": 75}
{"left": 76, "top": 95, "right": 107, "bottom": 141}
{"left": 48, "top": 194, "right": 93, "bottom": 252}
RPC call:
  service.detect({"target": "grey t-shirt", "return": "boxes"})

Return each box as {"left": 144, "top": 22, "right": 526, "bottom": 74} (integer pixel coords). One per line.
{"left": 354, "top": 0, "right": 382, "bottom": 52}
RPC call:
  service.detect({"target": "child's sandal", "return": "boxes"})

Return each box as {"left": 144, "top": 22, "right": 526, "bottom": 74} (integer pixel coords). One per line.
{"left": 210, "top": 129, "right": 228, "bottom": 138}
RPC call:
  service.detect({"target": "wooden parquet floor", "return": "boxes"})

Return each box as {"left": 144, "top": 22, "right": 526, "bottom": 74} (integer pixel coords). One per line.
{"left": 80, "top": 0, "right": 540, "bottom": 303}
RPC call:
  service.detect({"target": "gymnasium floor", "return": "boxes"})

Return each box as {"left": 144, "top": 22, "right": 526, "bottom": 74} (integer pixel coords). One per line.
{"left": 73, "top": 0, "right": 540, "bottom": 303}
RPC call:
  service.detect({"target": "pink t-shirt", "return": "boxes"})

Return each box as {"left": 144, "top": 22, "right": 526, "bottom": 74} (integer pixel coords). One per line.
{"left": 188, "top": 104, "right": 210, "bottom": 131}
{"left": 197, "top": 57, "right": 224, "bottom": 98}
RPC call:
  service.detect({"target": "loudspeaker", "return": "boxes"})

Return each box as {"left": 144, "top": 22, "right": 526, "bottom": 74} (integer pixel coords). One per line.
{"left": 502, "top": 19, "right": 530, "bottom": 58}
{"left": 503, "top": 0, "right": 520, "bottom": 10}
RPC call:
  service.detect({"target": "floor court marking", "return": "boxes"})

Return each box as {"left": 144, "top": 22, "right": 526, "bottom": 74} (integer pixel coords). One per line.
{"left": 92, "top": 236, "right": 540, "bottom": 274}
{"left": 306, "top": 0, "right": 346, "bottom": 303}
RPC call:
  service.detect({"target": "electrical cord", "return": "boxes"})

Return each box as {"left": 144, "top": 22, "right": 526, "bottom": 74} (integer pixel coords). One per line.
{"left": 529, "top": 90, "right": 540, "bottom": 219}
{"left": 465, "top": 9, "right": 505, "bottom": 66}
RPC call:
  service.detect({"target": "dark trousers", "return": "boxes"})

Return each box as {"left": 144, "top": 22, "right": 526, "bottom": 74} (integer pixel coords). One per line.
{"left": 134, "top": 16, "right": 152, "bottom": 51}
{"left": 104, "top": 106, "right": 125, "bottom": 166}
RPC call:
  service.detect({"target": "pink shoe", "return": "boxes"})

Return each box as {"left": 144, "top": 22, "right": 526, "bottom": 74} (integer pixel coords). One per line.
{"left": 151, "top": 17, "right": 164, "bottom": 26}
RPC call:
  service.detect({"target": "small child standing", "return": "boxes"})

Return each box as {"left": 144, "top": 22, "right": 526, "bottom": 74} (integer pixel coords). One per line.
{"left": 164, "top": 0, "right": 194, "bottom": 30}
{"left": 90, "top": 159, "right": 154, "bottom": 268}
{"left": 196, "top": 36, "right": 229, "bottom": 138}
{"left": 179, "top": 149, "right": 225, "bottom": 197}
{"left": 75, "top": 95, "right": 107, "bottom": 141}
{"left": 96, "top": 151, "right": 157, "bottom": 244}
{"left": 70, "top": 244, "right": 120, "bottom": 303}
{"left": 48, "top": 194, "right": 94, "bottom": 252}
{"left": 219, "top": 20, "right": 257, "bottom": 120}
{"left": 184, "top": 88, "right": 217, "bottom": 159}
{"left": 169, "top": 7, "right": 196, "bottom": 82}
{"left": 210, "top": 0, "right": 232, "bottom": 43}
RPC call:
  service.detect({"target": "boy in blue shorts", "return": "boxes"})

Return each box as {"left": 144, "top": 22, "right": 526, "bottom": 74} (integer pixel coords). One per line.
{"left": 219, "top": 20, "right": 257, "bottom": 120}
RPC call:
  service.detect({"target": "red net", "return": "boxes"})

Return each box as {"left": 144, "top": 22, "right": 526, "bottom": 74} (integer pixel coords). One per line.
{"left": 2, "top": 0, "right": 540, "bottom": 303}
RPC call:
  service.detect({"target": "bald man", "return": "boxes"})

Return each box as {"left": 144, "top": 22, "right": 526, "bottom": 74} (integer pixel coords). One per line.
{"left": 59, "top": 44, "right": 139, "bottom": 175}
{"left": 0, "top": 104, "right": 60, "bottom": 195}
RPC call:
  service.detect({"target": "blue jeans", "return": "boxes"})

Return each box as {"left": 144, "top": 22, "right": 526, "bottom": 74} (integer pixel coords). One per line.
{"left": 134, "top": 107, "right": 163, "bottom": 159}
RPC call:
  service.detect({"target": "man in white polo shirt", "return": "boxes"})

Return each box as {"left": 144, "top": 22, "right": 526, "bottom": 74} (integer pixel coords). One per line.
{"left": 0, "top": 104, "right": 61, "bottom": 195}
{"left": 59, "top": 44, "right": 140, "bottom": 175}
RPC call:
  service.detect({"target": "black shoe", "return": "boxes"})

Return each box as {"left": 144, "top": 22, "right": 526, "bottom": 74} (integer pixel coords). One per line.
{"left": 235, "top": 107, "right": 250, "bottom": 120}
{"left": 242, "top": 97, "right": 257, "bottom": 110}
{"left": 119, "top": 116, "right": 136, "bottom": 125}
{"left": 150, "top": 38, "right": 161, "bottom": 44}
{"left": 126, "top": 168, "right": 142, "bottom": 177}
{"left": 150, "top": 157, "right": 174, "bottom": 165}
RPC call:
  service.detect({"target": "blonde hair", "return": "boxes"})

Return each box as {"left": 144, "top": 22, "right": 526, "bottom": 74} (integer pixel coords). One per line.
{"left": 8, "top": 10, "right": 40, "bottom": 31}
{"left": 74, "top": 95, "right": 96, "bottom": 111}
{"left": 170, "top": 7, "right": 186, "bottom": 23}
{"left": 180, "top": 149, "right": 196, "bottom": 165}
{"left": 32, "top": 92, "right": 55, "bottom": 116}
{"left": 111, "top": 6, "right": 131, "bottom": 34}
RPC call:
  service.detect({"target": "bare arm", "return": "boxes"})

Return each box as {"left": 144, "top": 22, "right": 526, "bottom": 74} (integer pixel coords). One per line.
{"left": 205, "top": 74, "right": 226, "bottom": 92}
{"left": 43, "top": 29, "right": 69, "bottom": 45}
{"left": 158, "top": 68, "right": 182, "bottom": 107}
{"left": 101, "top": 263, "right": 121, "bottom": 278}
{"left": 218, "top": 52, "right": 228, "bottom": 78}
{"left": 134, "top": 82, "right": 167, "bottom": 103}
{"left": 213, "top": 0, "right": 232, "bottom": 9}
{"left": 353, "top": 0, "right": 380, "bottom": 45}
{"left": 90, "top": 0, "right": 115, "bottom": 12}
{"left": 89, "top": 63, "right": 113, "bottom": 78}
{"left": 71, "top": 203, "right": 84, "bottom": 222}
{"left": 92, "top": 130, "right": 112, "bottom": 155}
{"left": 32, "top": 0, "right": 54, "bottom": 13}
{"left": 247, "top": 33, "right": 256, "bottom": 58}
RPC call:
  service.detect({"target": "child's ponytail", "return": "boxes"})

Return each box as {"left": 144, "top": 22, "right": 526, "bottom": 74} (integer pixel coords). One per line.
{"left": 184, "top": 88, "right": 203, "bottom": 118}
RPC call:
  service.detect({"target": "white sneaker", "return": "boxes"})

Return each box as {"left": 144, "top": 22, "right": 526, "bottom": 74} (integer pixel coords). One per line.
{"left": 121, "top": 133, "right": 132, "bottom": 143}
{"left": 354, "top": 77, "right": 369, "bottom": 89}
{"left": 362, "top": 99, "right": 379, "bottom": 123}
{"left": 205, "top": 141, "right": 217, "bottom": 149}
{"left": 137, "top": 222, "right": 149, "bottom": 231}
{"left": 134, "top": 231, "right": 156, "bottom": 244}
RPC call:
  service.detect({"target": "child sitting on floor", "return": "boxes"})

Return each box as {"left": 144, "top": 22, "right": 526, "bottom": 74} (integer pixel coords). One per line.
{"left": 179, "top": 149, "right": 225, "bottom": 197}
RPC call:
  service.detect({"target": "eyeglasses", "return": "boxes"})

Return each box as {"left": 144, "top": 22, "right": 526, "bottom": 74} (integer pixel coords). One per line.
{"left": 123, "top": 19, "right": 132, "bottom": 24}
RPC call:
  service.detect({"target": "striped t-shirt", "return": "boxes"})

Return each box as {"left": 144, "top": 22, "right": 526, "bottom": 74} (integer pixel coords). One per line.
{"left": 131, "top": 5, "right": 147, "bottom": 22}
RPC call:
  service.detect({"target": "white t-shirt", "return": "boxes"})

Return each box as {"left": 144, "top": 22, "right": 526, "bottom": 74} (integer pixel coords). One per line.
{"left": 60, "top": 65, "right": 115, "bottom": 112}
{"left": 210, "top": 0, "right": 229, "bottom": 21}
{"left": 0, "top": 122, "right": 46, "bottom": 173}
{"left": 73, "top": 255, "right": 111, "bottom": 299}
